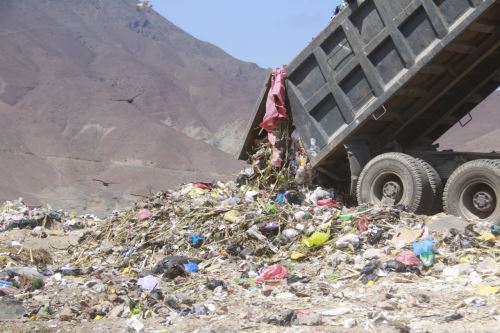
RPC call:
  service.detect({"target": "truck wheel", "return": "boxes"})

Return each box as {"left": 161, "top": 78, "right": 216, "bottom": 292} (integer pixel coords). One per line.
{"left": 443, "top": 159, "right": 500, "bottom": 223}
{"left": 415, "top": 158, "right": 443, "bottom": 214}
{"left": 356, "top": 153, "right": 433, "bottom": 214}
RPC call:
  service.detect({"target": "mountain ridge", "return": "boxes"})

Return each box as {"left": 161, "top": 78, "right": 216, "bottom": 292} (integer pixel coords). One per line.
{"left": 0, "top": 0, "right": 267, "bottom": 214}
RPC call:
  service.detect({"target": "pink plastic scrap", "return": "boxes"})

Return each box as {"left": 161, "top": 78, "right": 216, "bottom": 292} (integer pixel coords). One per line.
{"left": 355, "top": 216, "right": 370, "bottom": 233}
{"left": 256, "top": 264, "right": 288, "bottom": 283}
{"left": 137, "top": 209, "right": 152, "bottom": 221}
{"left": 259, "top": 68, "right": 288, "bottom": 167}
{"left": 395, "top": 250, "right": 421, "bottom": 266}
{"left": 317, "top": 198, "right": 337, "bottom": 207}
{"left": 0, "top": 287, "right": 17, "bottom": 295}
{"left": 193, "top": 183, "right": 211, "bottom": 189}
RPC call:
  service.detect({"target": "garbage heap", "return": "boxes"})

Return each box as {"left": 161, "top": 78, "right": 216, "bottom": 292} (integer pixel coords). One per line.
{"left": 0, "top": 198, "right": 101, "bottom": 232}
{"left": 0, "top": 142, "right": 499, "bottom": 331}
{"left": 70, "top": 164, "right": 499, "bottom": 283}
{"left": 0, "top": 199, "right": 101, "bottom": 295}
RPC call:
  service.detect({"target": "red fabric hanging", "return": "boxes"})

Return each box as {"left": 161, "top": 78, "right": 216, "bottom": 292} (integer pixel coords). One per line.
{"left": 259, "top": 68, "right": 288, "bottom": 167}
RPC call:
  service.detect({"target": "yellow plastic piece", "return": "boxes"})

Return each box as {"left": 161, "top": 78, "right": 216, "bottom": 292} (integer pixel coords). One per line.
{"left": 298, "top": 156, "right": 307, "bottom": 167}
{"left": 122, "top": 267, "right": 137, "bottom": 278}
{"left": 189, "top": 189, "right": 202, "bottom": 198}
{"left": 476, "top": 285, "right": 500, "bottom": 296}
{"left": 302, "top": 232, "right": 330, "bottom": 248}
{"left": 459, "top": 254, "right": 475, "bottom": 264}
{"left": 224, "top": 210, "right": 239, "bottom": 223}
{"left": 194, "top": 188, "right": 205, "bottom": 195}
{"left": 290, "top": 251, "right": 306, "bottom": 260}
{"left": 477, "top": 233, "right": 496, "bottom": 241}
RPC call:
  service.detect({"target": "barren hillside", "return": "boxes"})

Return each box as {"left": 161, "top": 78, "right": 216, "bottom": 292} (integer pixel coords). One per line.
{"left": 0, "top": 0, "right": 267, "bottom": 214}
{"left": 0, "top": 0, "right": 497, "bottom": 214}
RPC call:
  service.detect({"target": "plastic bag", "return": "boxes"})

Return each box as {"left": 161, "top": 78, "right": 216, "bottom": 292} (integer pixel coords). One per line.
{"left": 152, "top": 256, "right": 191, "bottom": 279}
{"left": 137, "top": 209, "right": 152, "bottom": 221}
{"left": 294, "top": 211, "right": 313, "bottom": 221}
{"left": 256, "top": 264, "right": 288, "bottom": 282}
{"left": 395, "top": 250, "right": 421, "bottom": 266}
{"left": 302, "top": 232, "right": 330, "bottom": 248}
{"left": 412, "top": 238, "right": 433, "bottom": 255}
{"left": 412, "top": 238, "right": 434, "bottom": 266}
{"left": 317, "top": 199, "right": 337, "bottom": 207}
{"left": 183, "top": 262, "right": 199, "bottom": 273}
{"left": 275, "top": 193, "right": 286, "bottom": 205}
{"left": 137, "top": 275, "right": 160, "bottom": 291}
{"left": 355, "top": 216, "right": 370, "bottom": 233}
{"left": 335, "top": 234, "right": 360, "bottom": 249}
{"left": 190, "top": 234, "right": 204, "bottom": 248}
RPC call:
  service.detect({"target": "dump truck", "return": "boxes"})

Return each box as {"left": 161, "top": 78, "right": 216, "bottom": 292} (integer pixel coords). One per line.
{"left": 240, "top": 0, "right": 500, "bottom": 222}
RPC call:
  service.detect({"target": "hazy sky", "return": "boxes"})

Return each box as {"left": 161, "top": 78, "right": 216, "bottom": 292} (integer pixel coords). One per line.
{"left": 149, "top": 0, "right": 342, "bottom": 68}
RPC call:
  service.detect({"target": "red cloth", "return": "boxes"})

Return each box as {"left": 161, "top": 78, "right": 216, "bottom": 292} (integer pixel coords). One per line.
{"left": 260, "top": 68, "right": 288, "bottom": 167}
{"left": 260, "top": 68, "right": 287, "bottom": 132}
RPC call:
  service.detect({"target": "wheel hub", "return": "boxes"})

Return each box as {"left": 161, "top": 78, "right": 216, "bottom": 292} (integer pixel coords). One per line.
{"left": 383, "top": 181, "right": 401, "bottom": 199}
{"left": 473, "top": 191, "right": 494, "bottom": 212}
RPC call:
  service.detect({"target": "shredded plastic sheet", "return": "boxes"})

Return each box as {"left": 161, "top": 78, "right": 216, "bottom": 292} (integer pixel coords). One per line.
{"left": 260, "top": 68, "right": 288, "bottom": 167}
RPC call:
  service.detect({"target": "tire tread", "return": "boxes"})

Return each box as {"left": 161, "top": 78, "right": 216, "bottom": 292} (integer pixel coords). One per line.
{"left": 443, "top": 159, "right": 500, "bottom": 221}
{"left": 356, "top": 153, "right": 432, "bottom": 214}
{"left": 415, "top": 158, "right": 443, "bottom": 214}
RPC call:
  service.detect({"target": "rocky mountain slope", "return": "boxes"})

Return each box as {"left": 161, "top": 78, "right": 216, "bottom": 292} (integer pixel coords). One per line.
{"left": 0, "top": 0, "right": 267, "bottom": 213}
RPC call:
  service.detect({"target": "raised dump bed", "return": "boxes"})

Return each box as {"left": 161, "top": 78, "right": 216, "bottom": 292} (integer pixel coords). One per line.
{"left": 240, "top": 0, "right": 500, "bottom": 222}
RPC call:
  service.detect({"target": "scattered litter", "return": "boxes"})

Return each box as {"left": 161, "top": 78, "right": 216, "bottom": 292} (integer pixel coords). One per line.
{"left": 0, "top": 119, "right": 497, "bottom": 332}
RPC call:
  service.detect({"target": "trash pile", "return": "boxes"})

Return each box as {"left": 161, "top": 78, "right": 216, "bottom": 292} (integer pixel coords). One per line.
{"left": 70, "top": 178, "right": 498, "bottom": 286}
{"left": 0, "top": 198, "right": 101, "bottom": 232}
{"left": 0, "top": 141, "right": 498, "bottom": 331}
{"left": 0, "top": 70, "right": 498, "bottom": 330}
{"left": 0, "top": 198, "right": 58, "bottom": 231}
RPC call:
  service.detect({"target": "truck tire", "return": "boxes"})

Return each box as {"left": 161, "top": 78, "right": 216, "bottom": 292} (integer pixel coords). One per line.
{"left": 356, "top": 153, "right": 433, "bottom": 214}
{"left": 414, "top": 158, "right": 443, "bottom": 214}
{"left": 443, "top": 159, "right": 500, "bottom": 223}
